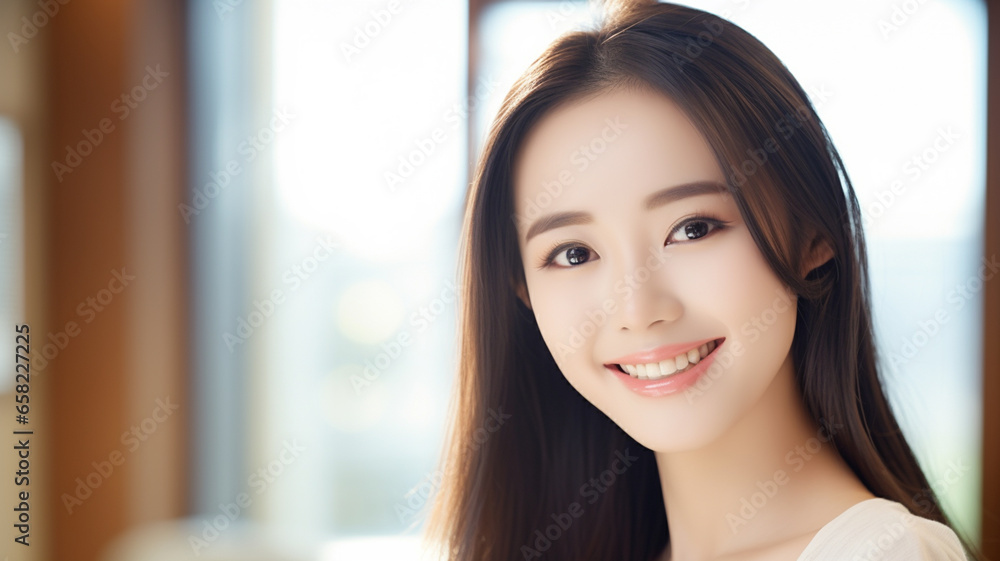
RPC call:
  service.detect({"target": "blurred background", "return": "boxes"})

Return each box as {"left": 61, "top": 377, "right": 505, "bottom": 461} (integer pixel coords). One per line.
{"left": 0, "top": 0, "right": 997, "bottom": 560}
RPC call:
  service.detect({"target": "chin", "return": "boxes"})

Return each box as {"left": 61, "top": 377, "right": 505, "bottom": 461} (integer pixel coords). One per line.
{"left": 609, "top": 400, "right": 740, "bottom": 453}
{"left": 579, "top": 344, "right": 785, "bottom": 454}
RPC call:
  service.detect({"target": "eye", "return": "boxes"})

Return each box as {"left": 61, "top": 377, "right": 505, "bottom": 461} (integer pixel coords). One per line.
{"left": 540, "top": 243, "right": 596, "bottom": 269}
{"left": 665, "top": 215, "right": 729, "bottom": 245}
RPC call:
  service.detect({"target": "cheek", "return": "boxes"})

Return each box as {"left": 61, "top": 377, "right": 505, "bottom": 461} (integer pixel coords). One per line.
{"left": 674, "top": 225, "right": 784, "bottom": 307}
{"left": 677, "top": 227, "right": 796, "bottom": 366}
{"left": 526, "top": 272, "right": 608, "bottom": 373}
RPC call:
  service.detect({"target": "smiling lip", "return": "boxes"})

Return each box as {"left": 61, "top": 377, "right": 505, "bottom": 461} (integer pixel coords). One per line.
{"left": 604, "top": 337, "right": 726, "bottom": 398}
{"left": 606, "top": 336, "right": 719, "bottom": 366}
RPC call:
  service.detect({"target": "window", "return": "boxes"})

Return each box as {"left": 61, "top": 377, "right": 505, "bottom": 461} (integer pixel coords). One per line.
{"left": 192, "top": 0, "right": 985, "bottom": 555}
{"left": 0, "top": 117, "right": 23, "bottom": 394}
{"left": 264, "top": 0, "right": 467, "bottom": 555}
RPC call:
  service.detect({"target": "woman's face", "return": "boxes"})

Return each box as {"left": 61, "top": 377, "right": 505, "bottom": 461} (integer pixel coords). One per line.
{"left": 512, "top": 88, "right": 799, "bottom": 451}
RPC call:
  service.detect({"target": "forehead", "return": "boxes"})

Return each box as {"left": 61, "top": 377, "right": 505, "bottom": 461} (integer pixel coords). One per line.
{"left": 512, "top": 88, "right": 724, "bottom": 214}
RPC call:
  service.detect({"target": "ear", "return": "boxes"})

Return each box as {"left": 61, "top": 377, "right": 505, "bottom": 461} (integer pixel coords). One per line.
{"left": 513, "top": 278, "right": 532, "bottom": 310}
{"left": 801, "top": 234, "right": 834, "bottom": 279}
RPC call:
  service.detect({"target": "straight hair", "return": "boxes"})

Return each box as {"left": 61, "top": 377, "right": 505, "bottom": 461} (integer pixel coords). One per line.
{"left": 426, "top": 2, "right": 981, "bottom": 559}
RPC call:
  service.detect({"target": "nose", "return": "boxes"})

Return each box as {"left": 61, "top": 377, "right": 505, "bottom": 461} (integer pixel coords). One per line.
{"left": 611, "top": 255, "right": 683, "bottom": 332}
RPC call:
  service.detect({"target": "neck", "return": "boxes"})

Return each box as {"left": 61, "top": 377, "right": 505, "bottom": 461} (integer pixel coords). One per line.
{"left": 654, "top": 353, "right": 866, "bottom": 561}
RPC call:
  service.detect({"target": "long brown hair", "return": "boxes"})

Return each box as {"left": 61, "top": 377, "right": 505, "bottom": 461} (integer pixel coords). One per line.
{"left": 426, "top": 2, "right": 981, "bottom": 559}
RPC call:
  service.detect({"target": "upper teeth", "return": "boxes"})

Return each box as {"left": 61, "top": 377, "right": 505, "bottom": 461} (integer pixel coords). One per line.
{"left": 619, "top": 340, "right": 717, "bottom": 380}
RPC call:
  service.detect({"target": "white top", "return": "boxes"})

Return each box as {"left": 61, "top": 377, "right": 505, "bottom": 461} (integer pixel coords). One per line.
{"left": 796, "top": 498, "right": 969, "bottom": 561}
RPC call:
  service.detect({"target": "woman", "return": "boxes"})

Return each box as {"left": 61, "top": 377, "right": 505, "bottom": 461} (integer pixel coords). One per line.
{"left": 426, "top": 1, "right": 979, "bottom": 559}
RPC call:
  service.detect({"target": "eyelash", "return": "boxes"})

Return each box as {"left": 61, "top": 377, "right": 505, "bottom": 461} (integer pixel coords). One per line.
{"left": 536, "top": 212, "right": 731, "bottom": 270}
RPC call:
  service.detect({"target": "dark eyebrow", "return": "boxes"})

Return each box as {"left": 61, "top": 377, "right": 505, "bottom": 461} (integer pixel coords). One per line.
{"left": 643, "top": 180, "right": 729, "bottom": 211}
{"left": 523, "top": 181, "right": 729, "bottom": 243}
{"left": 524, "top": 211, "right": 593, "bottom": 244}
